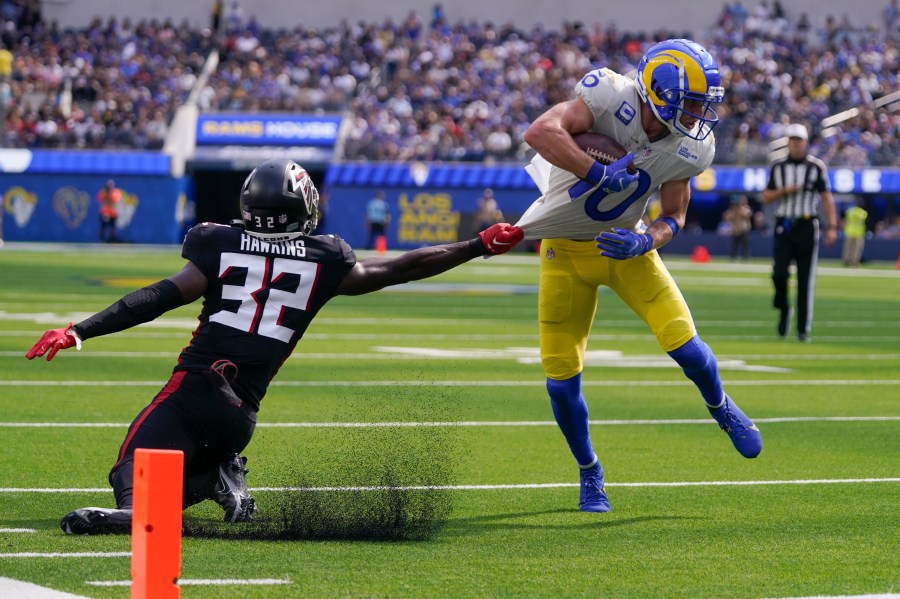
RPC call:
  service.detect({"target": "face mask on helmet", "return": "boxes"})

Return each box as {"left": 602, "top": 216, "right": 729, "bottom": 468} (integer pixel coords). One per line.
{"left": 240, "top": 159, "right": 319, "bottom": 240}
{"left": 636, "top": 39, "right": 725, "bottom": 141}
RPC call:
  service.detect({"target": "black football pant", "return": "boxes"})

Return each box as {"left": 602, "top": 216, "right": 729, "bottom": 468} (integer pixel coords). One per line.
{"left": 772, "top": 217, "right": 819, "bottom": 336}
{"left": 109, "top": 370, "right": 257, "bottom": 509}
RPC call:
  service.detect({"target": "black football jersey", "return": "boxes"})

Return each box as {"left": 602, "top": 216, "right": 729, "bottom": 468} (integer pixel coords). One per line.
{"left": 175, "top": 223, "right": 356, "bottom": 408}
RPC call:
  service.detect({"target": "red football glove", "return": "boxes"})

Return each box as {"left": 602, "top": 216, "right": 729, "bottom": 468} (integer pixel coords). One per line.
{"left": 478, "top": 223, "right": 525, "bottom": 255}
{"left": 26, "top": 323, "right": 81, "bottom": 361}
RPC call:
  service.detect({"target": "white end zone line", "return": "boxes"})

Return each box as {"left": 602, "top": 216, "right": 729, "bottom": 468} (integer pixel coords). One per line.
{"left": 2, "top": 478, "right": 898, "bottom": 495}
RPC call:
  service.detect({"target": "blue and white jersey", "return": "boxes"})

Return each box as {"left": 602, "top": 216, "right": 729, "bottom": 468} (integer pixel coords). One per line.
{"left": 517, "top": 68, "right": 715, "bottom": 240}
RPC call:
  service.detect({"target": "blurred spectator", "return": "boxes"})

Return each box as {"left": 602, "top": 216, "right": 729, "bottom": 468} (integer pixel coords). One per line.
{"left": 753, "top": 209, "right": 770, "bottom": 235}
{"left": 472, "top": 188, "right": 503, "bottom": 235}
{"left": 211, "top": 0, "right": 223, "bottom": 35}
{"left": 365, "top": 190, "right": 390, "bottom": 249}
{"left": 724, "top": 195, "right": 753, "bottom": 260}
{"left": 97, "top": 179, "right": 121, "bottom": 243}
{"left": 0, "top": 41, "right": 10, "bottom": 80}
{"left": 841, "top": 198, "right": 868, "bottom": 266}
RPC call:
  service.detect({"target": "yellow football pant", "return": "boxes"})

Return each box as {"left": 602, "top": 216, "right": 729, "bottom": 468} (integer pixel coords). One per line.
{"left": 539, "top": 238, "right": 697, "bottom": 380}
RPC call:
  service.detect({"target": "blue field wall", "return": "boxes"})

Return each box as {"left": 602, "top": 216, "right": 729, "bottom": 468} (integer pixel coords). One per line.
{"left": 3, "top": 149, "right": 899, "bottom": 257}
{"left": 1, "top": 175, "right": 194, "bottom": 244}
{"left": 323, "top": 162, "right": 900, "bottom": 252}
{"left": 1, "top": 149, "right": 195, "bottom": 244}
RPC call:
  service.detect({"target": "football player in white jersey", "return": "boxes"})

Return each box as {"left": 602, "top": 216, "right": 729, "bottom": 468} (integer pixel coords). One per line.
{"left": 519, "top": 39, "right": 762, "bottom": 512}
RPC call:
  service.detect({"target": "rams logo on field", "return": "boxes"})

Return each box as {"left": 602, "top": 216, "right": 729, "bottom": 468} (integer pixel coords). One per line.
{"left": 53, "top": 186, "right": 89, "bottom": 229}
{"left": 4, "top": 186, "right": 38, "bottom": 228}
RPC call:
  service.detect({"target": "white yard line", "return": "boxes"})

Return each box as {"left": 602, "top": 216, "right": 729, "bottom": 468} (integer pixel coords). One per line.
{"left": 0, "top": 528, "right": 36, "bottom": 532}
{"left": 0, "top": 552, "right": 130, "bottom": 558}
{"left": 3, "top": 350, "right": 899, "bottom": 361}
{"left": 2, "top": 478, "right": 898, "bottom": 495}
{"left": 87, "top": 579, "right": 291, "bottom": 587}
{"left": 1, "top": 416, "right": 898, "bottom": 429}
{"left": 766, "top": 595, "right": 900, "bottom": 599}
{"left": 3, "top": 379, "right": 900, "bottom": 388}
{"left": 252, "top": 478, "right": 900, "bottom": 492}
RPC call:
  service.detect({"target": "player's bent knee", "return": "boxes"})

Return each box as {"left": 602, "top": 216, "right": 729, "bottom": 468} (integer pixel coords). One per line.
{"left": 542, "top": 355, "right": 582, "bottom": 381}
{"left": 657, "top": 319, "right": 696, "bottom": 353}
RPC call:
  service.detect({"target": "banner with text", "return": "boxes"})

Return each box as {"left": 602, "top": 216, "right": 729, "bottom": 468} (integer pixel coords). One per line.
{"left": 321, "top": 186, "right": 534, "bottom": 250}
{"left": 195, "top": 114, "right": 342, "bottom": 146}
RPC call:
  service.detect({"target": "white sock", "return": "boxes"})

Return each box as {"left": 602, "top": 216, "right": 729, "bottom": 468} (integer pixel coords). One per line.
{"left": 706, "top": 395, "right": 726, "bottom": 410}
{"left": 578, "top": 456, "right": 598, "bottom": 469}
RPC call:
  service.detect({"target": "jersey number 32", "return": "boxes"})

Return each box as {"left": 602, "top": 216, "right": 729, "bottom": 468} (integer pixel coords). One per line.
{"left": 210, "top": 252, "right": 318, "bottom": 343}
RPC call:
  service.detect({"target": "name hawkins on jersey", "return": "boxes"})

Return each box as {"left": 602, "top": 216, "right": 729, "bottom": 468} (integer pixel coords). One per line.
{"left": 240, "top": 233, "right": 307, "bottom": 257}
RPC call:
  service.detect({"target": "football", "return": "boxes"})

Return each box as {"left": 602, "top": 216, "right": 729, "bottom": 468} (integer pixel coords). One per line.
{"left": 572, "top": 132, "right": 637, "bottom": 174}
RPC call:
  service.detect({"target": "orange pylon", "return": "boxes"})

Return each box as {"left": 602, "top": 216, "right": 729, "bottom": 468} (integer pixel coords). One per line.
{"left": 131, "top": 448, "right": 183, "bottom": 599}
{"left": 376, "top": 235, "right": 387, "bottom": 255}
{"left": 691, "top": 245, "right": 711, "bottom": 263}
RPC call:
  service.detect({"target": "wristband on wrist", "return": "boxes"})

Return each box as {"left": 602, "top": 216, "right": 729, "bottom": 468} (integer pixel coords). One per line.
{"left": 468, "top": 237, "right": 488, "bottom": 257}
{"left": 65, "top": 327, "right": 83, "bottom": 350}
{"left": 654, "top": 216, "right": 680, "bottom": 237}
{"left": 584, "top": 161, "right": 606, "bottom": 185}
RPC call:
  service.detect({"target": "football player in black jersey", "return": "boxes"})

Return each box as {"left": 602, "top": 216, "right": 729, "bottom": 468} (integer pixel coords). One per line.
{"left": 26, "top": 159, "right": 524, "bottom": 535}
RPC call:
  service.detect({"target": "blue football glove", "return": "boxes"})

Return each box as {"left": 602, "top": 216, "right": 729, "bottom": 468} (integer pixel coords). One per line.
{"left": 569, "top": 152, "right": 639, "bottom": 199}
{"left": 596, "top": 227, "right": 654, "bottom": 260}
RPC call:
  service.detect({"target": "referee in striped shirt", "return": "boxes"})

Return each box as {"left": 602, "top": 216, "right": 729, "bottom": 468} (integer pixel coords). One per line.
{"left": 762, "top": 123, "right": 837, "bottom": 342}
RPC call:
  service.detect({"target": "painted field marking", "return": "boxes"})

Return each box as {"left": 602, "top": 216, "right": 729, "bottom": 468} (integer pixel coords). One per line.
{"left": 2, "top": 478, "right": 898, "bottom": 495}
{"left": 766, "top": 594, "right": 900, "bottom": 599}
{"left": 0, "top": 528, "right": 36, "bottom": 532}
{"left": 0, "top": 416, "right": 898, "bottom": 429}
{"left": 0, "top": 552, "right": 130, "bottom": 558}
{"left": 87, "top": 579, "right": 291, "bottom": 587}
{"left": 0, "top": 577, "right": 88, "bottom": 598}
{"left": 251, "top": 478, "right": 900, "bottom": 492}
{"left": 3, "top": 379, "right": 900, "bottom": 388}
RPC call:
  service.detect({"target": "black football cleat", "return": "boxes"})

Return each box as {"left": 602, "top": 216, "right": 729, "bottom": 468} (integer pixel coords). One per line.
{"left": 60, "top": 507, "right": 132, "bottom": 535}
{"left": 215, "top": 454, "right": 257, "bottom": 523}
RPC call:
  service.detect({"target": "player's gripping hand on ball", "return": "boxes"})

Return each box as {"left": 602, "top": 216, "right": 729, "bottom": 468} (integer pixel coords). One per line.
{"left": 26, "top": 323, "right": 82, "bottom": 361}
{"left": 569, "top": 152, "right": 639, "bottom": 199}
{"left": 478, "top": 223, "right": 525, "bottom": 255}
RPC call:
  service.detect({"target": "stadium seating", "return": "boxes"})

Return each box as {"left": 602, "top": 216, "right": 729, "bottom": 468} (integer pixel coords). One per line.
{"left": 2, "top": 4, "right": 897, "bottom": 165}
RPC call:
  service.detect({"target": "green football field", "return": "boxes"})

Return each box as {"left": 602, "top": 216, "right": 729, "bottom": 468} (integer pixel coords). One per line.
{"left": 0, "top": 245, "right": 898, "bottom": 598}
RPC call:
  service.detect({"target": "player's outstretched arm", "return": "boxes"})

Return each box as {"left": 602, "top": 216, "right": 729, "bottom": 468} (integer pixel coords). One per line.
{"left": 25, "top": 262, "right": 208, "bottom": 361}
{"left": 336, "top": 223, "right": 524, "bottom": 296}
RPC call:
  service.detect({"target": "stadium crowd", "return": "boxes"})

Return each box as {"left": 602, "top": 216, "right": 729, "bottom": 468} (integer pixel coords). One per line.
{"left": 1, "top": 1, "right": 897, "bottom": 165}
{"left": 1, "top": 11, "right": 211, "bottom": 149}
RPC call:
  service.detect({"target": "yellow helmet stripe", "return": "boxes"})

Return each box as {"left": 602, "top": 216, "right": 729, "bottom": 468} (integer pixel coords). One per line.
{"left": 641, "top": 49, "right": 708, "bottom": 106}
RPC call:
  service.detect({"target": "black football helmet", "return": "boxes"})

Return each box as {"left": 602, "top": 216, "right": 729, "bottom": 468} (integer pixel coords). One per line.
{"left": 239, "top": 159, "right": 319, "bottom": 238}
